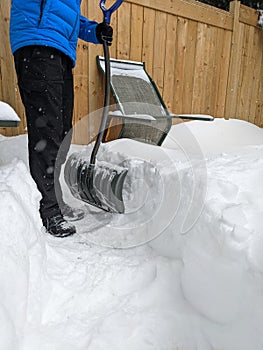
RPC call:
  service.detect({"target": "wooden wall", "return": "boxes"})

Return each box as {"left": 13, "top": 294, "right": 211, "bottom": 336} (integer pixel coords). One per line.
{"left": 0, "top": 0, "right": 263, "bottom": 142}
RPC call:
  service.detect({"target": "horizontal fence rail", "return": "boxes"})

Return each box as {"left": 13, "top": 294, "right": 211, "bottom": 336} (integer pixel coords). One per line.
{"left": 0, "top": 0, "right": 262, "bottom": 141}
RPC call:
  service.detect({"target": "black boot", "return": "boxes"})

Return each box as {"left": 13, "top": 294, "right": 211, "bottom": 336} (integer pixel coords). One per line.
{"left": 42, "top": 213, "right": 76, "bottom": 238}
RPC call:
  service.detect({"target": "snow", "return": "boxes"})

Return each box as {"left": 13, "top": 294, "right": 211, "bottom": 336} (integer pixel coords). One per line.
{"left": 0, "top": 102, "right": 20, "bottom": 122}
{"left": 109, "top": 110, "right": 157, "bottom": 120}
{"left": 258, "top": 10, "right": 263, "bottom": 28}
{"left": 162, "top": 118, "right": 263, "bottom": 155}
{"left": 98, "top": 57, "right": 150, "bottom": 82}
{"left": 1, "top": 111, "right": 263, "bottom": 349}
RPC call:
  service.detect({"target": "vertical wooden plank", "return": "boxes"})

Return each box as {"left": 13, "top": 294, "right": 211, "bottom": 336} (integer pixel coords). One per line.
{"left": 72, "top": 74, "right": 90, "bottom": 144}
{"left": 206, "top": 25, "right": 219, "bottom": 116}
{"left": 182, "top": 19, "right": 198, "bottom": 114}
{"left": 192, "top": 22, "right": 207, "bottom": 113}
{"left": 258, "top": 31, "right": 263, "bottom": 127}
{"left": 211, "top": 27, "right": 221, "bottom": 118}
{"left": 255, "top": 67, "right": 263, "bottom": 127}
{"left": 117, "top": 2, "right": 131, "bottom": 59}
{"left": 130, "top": 5, "right": 143, "bottom": 61}
{"left": 225, "top": 0, "right": 243, "bottom": 119}
{"left": 214, "top": 29, "right": 232, "bottom": 117}
{"left": 142, "top": 8, "right": 155, "bottom": 76}
{"left": 73, "top": 37, "right": 89, "bottom": 144}
{"left": 73, "top": 0, "right": 89, "bottom": 144}
{"left": 238, "top": 25, "right": 255, "bottom": 121}
{"left": 110, "top": 9, "right": 118, "bottom": 59}
{"left": 234, "top": 22, "right": 246, "bottom": 120}
{"left": 162, "top": 14, "right": 178, "bottom": 111}
{"left": 172, "top": 17, "right": 188, "bottom": 113}
{"left": 249, "top": 28, "right": 263, "bottom": 125}
{"left": 152, "top": 11, "right": 167, "bottom": 95}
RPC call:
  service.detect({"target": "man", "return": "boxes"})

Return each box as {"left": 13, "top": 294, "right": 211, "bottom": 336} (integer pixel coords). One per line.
{"left": 10, "top": 0, "right": 113, "bottom": 237}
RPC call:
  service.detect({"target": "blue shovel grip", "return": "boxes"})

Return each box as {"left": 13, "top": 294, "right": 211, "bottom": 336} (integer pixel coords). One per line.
{"left": 100, "top": 0, "right": 124, "bottom": 24}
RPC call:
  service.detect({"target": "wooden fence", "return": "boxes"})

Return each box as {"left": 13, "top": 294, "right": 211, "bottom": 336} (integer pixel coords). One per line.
{"left": 0, "top": 0, "right": 263, "bottom": 142}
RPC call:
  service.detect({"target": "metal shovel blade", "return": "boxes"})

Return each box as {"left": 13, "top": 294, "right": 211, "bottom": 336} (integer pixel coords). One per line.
{"left": 64, "top": 154, "right": 128, "bottom": 214}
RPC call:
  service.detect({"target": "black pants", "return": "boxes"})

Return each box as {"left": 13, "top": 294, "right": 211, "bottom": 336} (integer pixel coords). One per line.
{"left": 14, "top": 46, "right": 74, "bottom": 220}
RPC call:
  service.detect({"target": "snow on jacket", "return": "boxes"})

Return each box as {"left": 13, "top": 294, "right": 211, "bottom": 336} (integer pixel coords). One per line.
{"left": 10, "top": 0, "right": 100, "bottom": 66}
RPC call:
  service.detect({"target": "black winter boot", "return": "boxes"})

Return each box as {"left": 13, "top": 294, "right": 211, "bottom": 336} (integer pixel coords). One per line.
{"left": 42, "top": 213, "right": 76, "bottom": 238}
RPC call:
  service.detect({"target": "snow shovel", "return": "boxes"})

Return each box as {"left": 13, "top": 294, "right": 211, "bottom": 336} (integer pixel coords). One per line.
{"left": 64, "top": 0, "right": 128, "bottom": 214}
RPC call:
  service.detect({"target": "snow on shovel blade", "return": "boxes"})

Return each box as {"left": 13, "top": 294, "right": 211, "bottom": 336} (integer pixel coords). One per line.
{"left": 64, "top": 153, "right": 128, "bottom": 214}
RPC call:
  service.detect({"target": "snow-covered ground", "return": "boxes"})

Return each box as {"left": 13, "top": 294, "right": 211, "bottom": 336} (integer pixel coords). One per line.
{"left": 0, "top": 115, "right": 263, "bottom": 350}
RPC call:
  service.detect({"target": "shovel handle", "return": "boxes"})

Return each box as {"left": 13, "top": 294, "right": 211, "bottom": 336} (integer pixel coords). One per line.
{"left": 90, "top": 0, "right": 123, "bottom": 166}
{"left": 100, "top": 0, "right": 124, "bottom": 24}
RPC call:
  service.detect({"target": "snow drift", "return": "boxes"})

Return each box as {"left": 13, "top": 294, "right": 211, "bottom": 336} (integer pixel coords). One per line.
{"left": 0, "top": 117, "right": 263, "bottom": 350}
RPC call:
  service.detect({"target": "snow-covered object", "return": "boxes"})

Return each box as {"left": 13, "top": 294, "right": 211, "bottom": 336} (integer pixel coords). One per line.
{"left": 0, "top": 101, "right": 20, "bottom": 122}
{"left": 0, "top": 116, "right": 263, "bottom": 350}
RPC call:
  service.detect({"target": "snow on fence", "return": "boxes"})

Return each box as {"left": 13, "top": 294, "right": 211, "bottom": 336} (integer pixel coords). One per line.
{"left": 0, "top": 0, "right": 262, "bottom": 140}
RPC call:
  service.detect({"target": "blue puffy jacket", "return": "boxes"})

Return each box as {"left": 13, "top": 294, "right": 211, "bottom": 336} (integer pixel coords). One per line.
{"left": 10, "top": 0, "right": 100, "bottom": 66}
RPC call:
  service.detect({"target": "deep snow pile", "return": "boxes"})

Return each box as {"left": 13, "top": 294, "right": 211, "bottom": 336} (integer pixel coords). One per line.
{"left": 0, "top": 117, "right": 263, "bottom": 350}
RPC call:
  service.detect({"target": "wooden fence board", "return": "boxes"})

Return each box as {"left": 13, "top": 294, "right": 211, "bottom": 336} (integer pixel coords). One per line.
{"left": 239, "top": 26, "right": 255, "bottom": 119}
{"left": 182, "top": 19, "right": 198, "bottom": 114}
{"left": 255, "top": 71, "right": 263, "bottom": 127}
{"left": 249, "top": 29, "right": 263, "bottom": 125}
{"left": 152, "top": 11, "right": 167, "bottom": 95}
{"left": 142, "top": 8, "right": 155, "bottom": 76}
{"left": 239, "top": 4, "right": 259, "bottom": 26}
{"left": 192, "top": 22, "right": 208, "bottom": 113}
{"left": 86, "top": 1, "right": 104, "bottom": 142}
{"left": 203, "top": 24, "right": 216, "bottom": 115}
{"left": 173, "top": 17, "right": 188, "bottom": 113}
{"left": 110, "top": 11, "right": 118, "bottom": 59}
{"left": 130, "top": 4, "right": 144, "bottom": 62}
{"left": 225, "top": 1, "right": 243, "bottom": 118}
{"left": 117, "top": 2, "right": 131, "bottom": 59}
{"left": 163, "top": 14, "right": 178, "bottom": 111}
{"left": 210, "top": 27, "right": 222, "bottom": 116}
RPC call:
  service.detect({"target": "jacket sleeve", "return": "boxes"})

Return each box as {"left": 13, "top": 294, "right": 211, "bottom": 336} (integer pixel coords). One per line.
{"left": 79, "top": 15, "right": 100, "bottom": 44}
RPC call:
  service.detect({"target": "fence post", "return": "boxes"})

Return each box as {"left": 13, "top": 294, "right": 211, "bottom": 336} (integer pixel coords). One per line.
{"left": 225, "top": 0, "right": 242, "bottom": 119}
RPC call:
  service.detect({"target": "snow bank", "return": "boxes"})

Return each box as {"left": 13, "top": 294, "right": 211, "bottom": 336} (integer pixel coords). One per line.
{"left": 0, "top": 134, "right": 28, "bottom": 167}
{"left": 162, "top": 118, "right": 263, "bottom": 155}
{"left": 1, "top": 117, "right": 263, "bottom": 350}
{"left": 0, "top": 160, "right": 42, "bottom": 348}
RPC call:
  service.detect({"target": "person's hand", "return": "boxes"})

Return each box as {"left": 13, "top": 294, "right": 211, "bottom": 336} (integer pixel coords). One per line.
{"left": 96, "top": 22, "right": 113, "bottom": 46}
